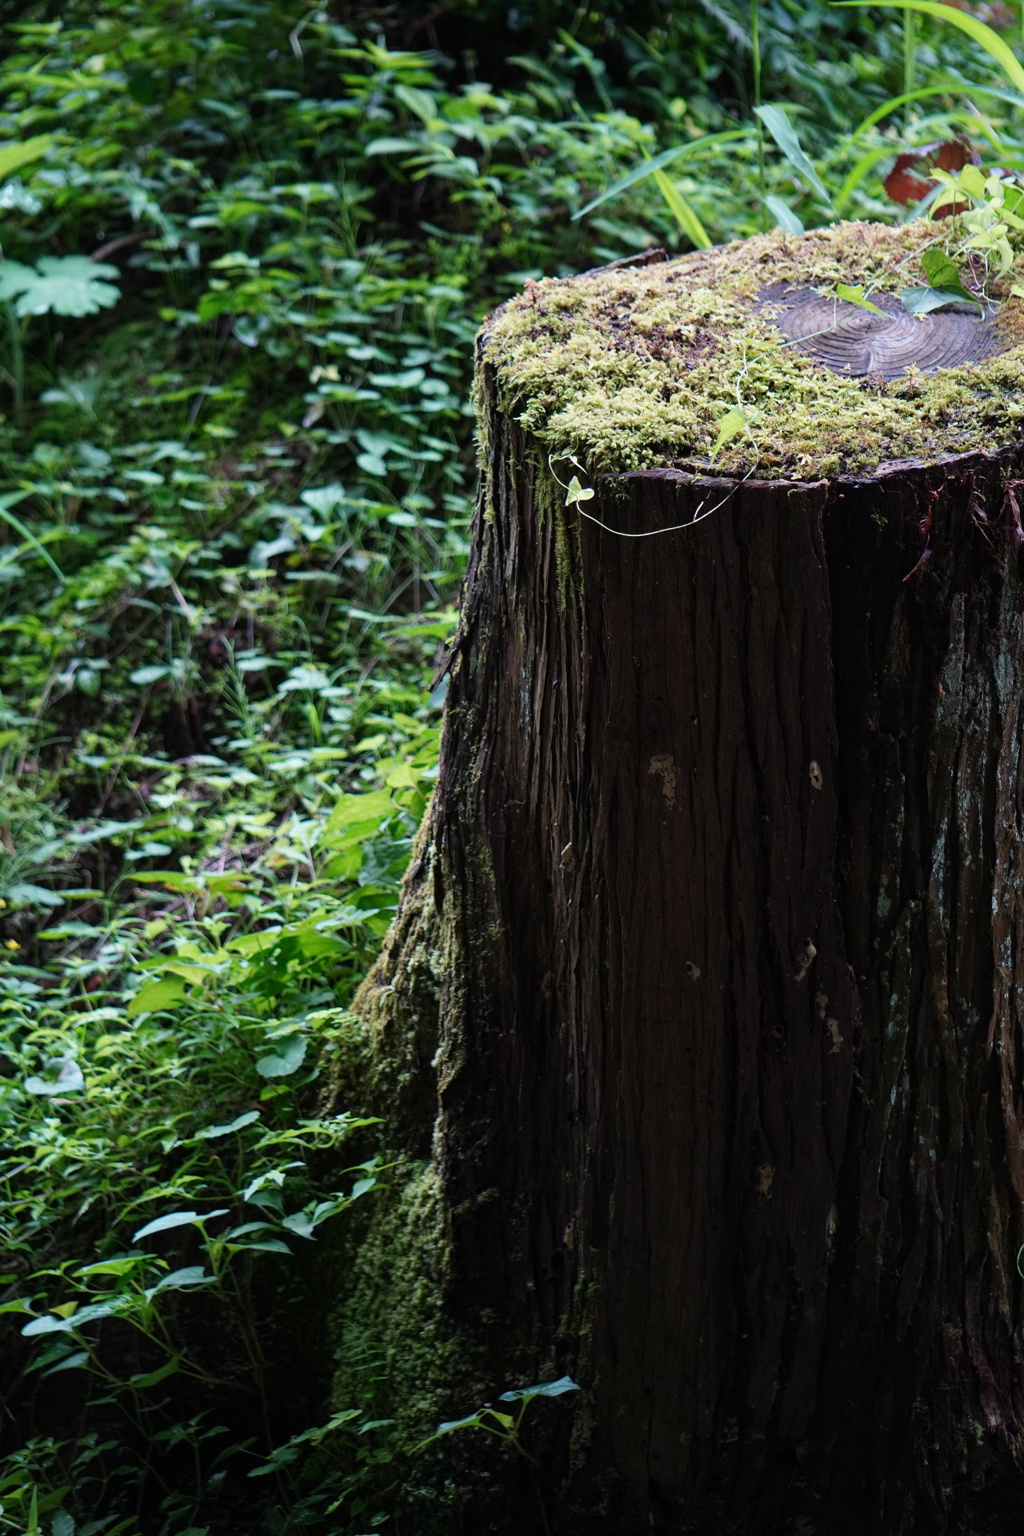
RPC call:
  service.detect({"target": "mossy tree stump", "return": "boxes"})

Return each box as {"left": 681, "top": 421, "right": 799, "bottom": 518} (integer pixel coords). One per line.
{"left": 351, "top": 224, "right": 1024, "bottom": 1533}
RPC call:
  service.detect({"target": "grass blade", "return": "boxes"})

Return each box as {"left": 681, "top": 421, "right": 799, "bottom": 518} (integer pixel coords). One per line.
{"left": 764, "top": 194, "right": 805, "bottom": 233}
{"left": 836, "top": 1, "right": 1024, "bottom": 99}
{"left": 651, "top": 167, "right": 712, "bottom": 247}
{"left": 847, "top": 82, "right": 1024, "bottom": 140}
{"left": 0, "top": 492, "right": 65, "bottom": 581}
{"left": 573, "top": 130, "right": 751, "bottom": 220}
{"left": 755, "top": 104, "right": 831, "bottom": 204}
{"left": 835, "top": 143, "right": 900, "bottom": 210}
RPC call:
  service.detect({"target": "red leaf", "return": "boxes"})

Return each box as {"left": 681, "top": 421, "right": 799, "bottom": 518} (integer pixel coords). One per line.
{"left": 884, "top": 156, "right": 938, "bottom": 205}
{"left": 882, "top": 136, "right": 978, "bottom": 210}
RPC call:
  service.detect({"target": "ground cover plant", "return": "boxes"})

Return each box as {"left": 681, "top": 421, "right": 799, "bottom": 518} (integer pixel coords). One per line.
{"left": 0, "top": 1, "right": 1021, "bottom": 1532}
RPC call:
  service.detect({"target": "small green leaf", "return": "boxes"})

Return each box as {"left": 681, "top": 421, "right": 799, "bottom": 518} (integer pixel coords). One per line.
{"left": 921, "top": 249, "right": 965, "bottom": 291}
{"left": 709, "top": 406, "right": 760, "bottom": 463}
{"left": 255, "top": 1034, "right": 307, "bottom": 1078}
{"left": 835, "top": 283, "right": 882, "bottom": 315}
{"left": 564, "top": 474, "right": 595, "bottom": 507}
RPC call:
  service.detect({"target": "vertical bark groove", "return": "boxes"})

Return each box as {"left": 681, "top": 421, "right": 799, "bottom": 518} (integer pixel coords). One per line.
{"left": 351, "top": 396, "right": 1024, "bottom": 1531}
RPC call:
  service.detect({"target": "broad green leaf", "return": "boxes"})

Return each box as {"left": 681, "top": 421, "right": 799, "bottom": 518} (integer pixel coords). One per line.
{"left": 133, "top": 1210, "right": 199, "bottom": 1241}
{"left": 75, "top": 1256, "right": 148, "bottom": 1279}
{"left": 127, "top": 977, "right": 186, "bottom": 1018}
{"left": 364, "top": 137, "right": 421, "bottom": 156}
{"left": 395, "top": 83, "right": 437, "bottom": 124}
{"left": 0, "top": 135, "right": 55, "bottom": 183}
{"left": 194, "top": 1110, "right": 261, "bottom": 1140}
{"left": 837, "top": 1, "right": 1024, "bottom": 100}
{"left": 128, "top": 1357, "right": 182, "bottom": 1389}
{"left": 325, "top": 789, "right": 395, "bottom": 835}
{"left": 145, "top": 1266, "right": 214, "bottom": 1297}
{"left": 42, "top": 1352, "right": 89, "bottom": 1377}
{"left": 51, "top": 1509, "right": 75, "bottom": 1536}
{"left": 434, "top": 1412, "right": 485, "bottom": 1435}
{"left": 129, "top": 663, "right": 173, "bottom": 685}
{"left": 900, "top": 286, "right": 983, "bottom": 315}
{"left": 921, "top": 249, "right": 965, "bottom": 290}
{"left": 133, "top": 1208, "right": 227, "bottom": 1241}
{"left": 498, "top": 1375, "right": 580, "bottom": 1401}
{"left": 904, "top": 249, "right": 983, "bottom": 313}
{"left": 7, "top": 881, "right": 64, "bottom": 908}
{"left": 754, "top": 105, "right": 830, "bottom": 204}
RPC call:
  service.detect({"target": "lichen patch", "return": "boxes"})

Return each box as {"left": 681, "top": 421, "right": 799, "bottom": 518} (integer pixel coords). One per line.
{"left": 479, "top": 221, "right": 1024, "bottom": 482}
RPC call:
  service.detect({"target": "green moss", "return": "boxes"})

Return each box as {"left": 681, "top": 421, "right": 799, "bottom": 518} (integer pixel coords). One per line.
{"left": 479, "top": 222, "right": 1024, "bottom": 482}
{"left": 332, "top": 1159, "right": 481, "bottom": 1438}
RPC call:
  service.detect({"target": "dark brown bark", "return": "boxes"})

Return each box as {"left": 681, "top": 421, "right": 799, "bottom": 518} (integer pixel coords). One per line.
{"left": 356, "top": 392, "right": 1024, "bottom": 1531}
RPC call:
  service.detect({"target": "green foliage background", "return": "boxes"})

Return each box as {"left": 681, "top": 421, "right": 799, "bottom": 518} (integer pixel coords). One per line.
{"left": 0, "top": 1, "right": 1017, "bottom": 1532}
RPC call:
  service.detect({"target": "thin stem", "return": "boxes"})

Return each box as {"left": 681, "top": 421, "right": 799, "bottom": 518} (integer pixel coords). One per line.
{"left": 751, "top": 0, "right": 766, "bottom": 228}
{"left": 903, "top": 10, "right": 917, "bottom": 130}
{"left": 5, "top": 303, "right": 23, "bottom": 424}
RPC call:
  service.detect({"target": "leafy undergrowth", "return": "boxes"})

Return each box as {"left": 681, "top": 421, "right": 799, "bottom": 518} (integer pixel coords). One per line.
{"left": 0, "top": 0, "right": 1016, "bottom": 1533}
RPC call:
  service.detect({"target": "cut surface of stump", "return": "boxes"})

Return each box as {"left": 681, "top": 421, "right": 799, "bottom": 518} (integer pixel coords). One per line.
{"left": 343, "top": 221, "right": 1024, "bottom": 1536}
{"left": 758, "top": 282, "right": 1004, "bottom": 379}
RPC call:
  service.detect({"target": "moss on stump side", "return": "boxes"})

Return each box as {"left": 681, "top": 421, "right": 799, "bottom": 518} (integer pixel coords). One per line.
{"left": 331, "top": 1160, "right": 477, "bottom": 1428}
{"left": 479, "top": 221, "right": 1024, "bottom": 481}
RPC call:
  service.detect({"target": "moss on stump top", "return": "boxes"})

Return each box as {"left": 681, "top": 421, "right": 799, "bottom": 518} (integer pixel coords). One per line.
{"left": 478, "top": 221, "right": 1024, "bottom": 482}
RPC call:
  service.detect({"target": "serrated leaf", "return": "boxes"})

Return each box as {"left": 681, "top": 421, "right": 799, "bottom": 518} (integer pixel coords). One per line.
{"left": 0, "top": 256, "right": 120, "bottom": 318}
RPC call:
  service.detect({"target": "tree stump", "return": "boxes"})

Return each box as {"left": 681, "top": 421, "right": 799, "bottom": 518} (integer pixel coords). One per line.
{"left": 350, "top": 224, "right": 1024, "bottom": 1533}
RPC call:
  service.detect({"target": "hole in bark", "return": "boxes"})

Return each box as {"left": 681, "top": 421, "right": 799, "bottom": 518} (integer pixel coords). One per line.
{"left": 757, "top": 283, "right": 1006, "bottom": 380}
